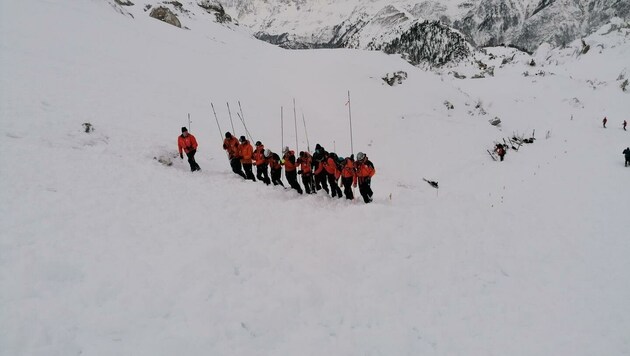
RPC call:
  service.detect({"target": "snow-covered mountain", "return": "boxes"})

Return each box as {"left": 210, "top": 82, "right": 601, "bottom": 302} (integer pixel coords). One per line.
{"left": 1, "top": 0, "right": 630, "bottom": 354}
{"left": 222, "top": 0, "right": 630, "bottom": 52}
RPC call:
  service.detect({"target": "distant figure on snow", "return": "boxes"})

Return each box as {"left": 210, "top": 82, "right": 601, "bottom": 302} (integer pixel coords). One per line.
{"left": 494, "top": 143, "right": 506, "bottom": 161}
{"left": 178, "top": 127, "right": 200, "bottom": 172}
{"left": 603, "top": 116, "right": 608, "bottom": 128}
{"left": 623, "top": 120, "right": 627, "bottom": 131}
{"left": 624, "top": 147, "right": 630, "bottom": 167}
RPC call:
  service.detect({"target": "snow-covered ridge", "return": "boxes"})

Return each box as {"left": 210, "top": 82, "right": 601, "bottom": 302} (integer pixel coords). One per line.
{"left": 220, "top": 0, "right": 629, "bottom": 53}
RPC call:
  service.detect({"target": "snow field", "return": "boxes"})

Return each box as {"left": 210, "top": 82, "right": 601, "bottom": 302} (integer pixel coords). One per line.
{"left": 1, "top": 0, "right": 629, "bottom": 355}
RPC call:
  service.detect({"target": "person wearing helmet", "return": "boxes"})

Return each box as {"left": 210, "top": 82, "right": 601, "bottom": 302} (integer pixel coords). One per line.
{"left": 266, "top": 149, "right": 285, "bottom": 187}
{"left": 282, "top": 146, "right": 303, "bottom": 194}
{"left": 355, "top": 152, "right": 375, "bottom": 203}
{"left": 223, "top": 132, "right": 245, "bottom": 179}
{"left": 253, "top": 141, "right": 271, "bottom": 185}
{"left": 178, "top": 127, "right": 201, "bottom": 172}
{"left": 238, "top": 136, "right": 256, "bottom": 181}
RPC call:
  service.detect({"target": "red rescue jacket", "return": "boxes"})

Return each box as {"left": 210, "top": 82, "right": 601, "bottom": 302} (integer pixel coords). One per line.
{"left": 178, "top": 134, "right": 198, "bottom": 154}
{"left": 283, "top": 151, "right": 297, "bottom": 171}
{"left": 239, "top": 141, "right": 254, "bottom": 164}
{"left": 297, "top": 152, "right": 313, "bottom": 174}
{"left": 253, "top": 145, "right": 266, "bottom": 166}
{"left": 223, "top": 136, "right": 240, "bottom": 159}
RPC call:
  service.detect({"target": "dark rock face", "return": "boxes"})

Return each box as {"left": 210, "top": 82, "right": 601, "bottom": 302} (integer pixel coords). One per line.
{"left": 149, "top": 6, "right": 181, "bottom": 28}
{"left": 197, "top": 0, "right": 232, "bottom": 23}
{"left": 378, "top": 21, "right": 472, "bottom": 66}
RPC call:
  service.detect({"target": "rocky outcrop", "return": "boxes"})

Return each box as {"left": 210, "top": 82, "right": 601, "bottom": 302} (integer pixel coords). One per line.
{"left": 197, "top": 0, "right": 232, "bottom": 23}
{"left": 378, "top": 21, "right": 472, "bottom": 66}
{"left": 149, "top": 6, "right": 181, "bottom": 28}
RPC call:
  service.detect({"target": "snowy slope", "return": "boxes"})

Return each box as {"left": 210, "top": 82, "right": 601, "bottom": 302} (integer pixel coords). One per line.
{"left": 1, "top": 1, "right": 630, "bottom": 355}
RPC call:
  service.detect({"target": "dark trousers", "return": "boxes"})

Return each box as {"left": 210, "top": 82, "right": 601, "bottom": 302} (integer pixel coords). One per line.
{"left": 626, "top": 158, "right": 629, "bottom": 167}
{"left": 230, "top": 158, "right": 246, "bottom": 179}
{"left": 341, "top": 177, "right": 354, "bottom": 200}
{"left": 315, "top": 172, "right": 329, "bottom": 193}
{"left": 243, "top": 163, "right": 256, "bottom": 181}
{"left": 256, "top": 163, "right": 271, "bottom": 185}
{"left": 327, "top": 174, "right": 342, "bottom": 198}
{"left": 301, "top": 172, "right": 315, "bottom": 194}
{"left": 270, "top": 168, "right": 284, "bottom": 186}
{"left": 358, "top": 178, "right": 373, "bottom": 203}
{"left": 499, "top": 154, "right": 505, "bottom": 161}
{"left": 285, "top": 170, "right": 303, "bottom": 194}
{"left": 186, "top": 150, "right": 201, "bottom": 172}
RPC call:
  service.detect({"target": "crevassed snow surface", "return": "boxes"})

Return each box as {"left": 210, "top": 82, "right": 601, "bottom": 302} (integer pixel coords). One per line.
{"left": 0, "top": 1, "right": 629, "bottom": 355}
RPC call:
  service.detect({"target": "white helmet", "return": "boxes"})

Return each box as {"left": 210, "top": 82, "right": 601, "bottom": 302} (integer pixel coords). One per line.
{"left": 264, "top": 149, "right": 271, "bottom": 158}
{"left": 282, "top": 146, "right": 290, "bottom": 155}
{"left": 357, "top": 152, "right": 366, "bottom": 161}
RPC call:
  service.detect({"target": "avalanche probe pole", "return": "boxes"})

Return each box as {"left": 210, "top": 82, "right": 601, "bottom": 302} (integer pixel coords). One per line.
{"left": 188, "top": 113, "right": 192, "bottom": 132}
{"left": 281, "top": 106, "right": 284, "bottom": 152}
{"left": 226, "top": 102, "right": 236, "bottom": 135}
{"left": 293, "top": 98, "right": 299, "bottom": 152}
{"left": 211, "top": 103, "right": 223, "bottom": 141}
{"left": 212, "top": 102, "right": 229, "bottom": 158}
{"left": 347, "top": 90, "right": 354, "bottom": 156}
{"left": 347, "top": 90, "right": 356, "bottom": 200}
{"left": 302, "top": 112, "right": 311, "bottom": 153}
{"left": 237, "top": 101, "right": 254, "bottom": 142}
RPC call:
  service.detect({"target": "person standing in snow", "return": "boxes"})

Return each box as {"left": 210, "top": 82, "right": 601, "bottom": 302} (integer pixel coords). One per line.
{"left": 312, "top": 144, "right": 329, "bottom": 194}
{"left": 340, "top": 155, "right": 356, "bottom": 200}
{"left": 253, "top": 141, "right": 270, "bottom": 185}
{"left": 238, "top": 136, "right": 256, "bottom": 182}
{"left": 494, "top": 143, "right": 506, "bottom": 161}
{"left": 324, "top": 152, "right": 343, "bottom": 198}
{"left": 355, "top": 152, "right": 375, "bottom": 203}
{"left": 178, "top": 127, "right": 201, "bottom": 172}
{"left": 282, "top": 146, "right": 303, "bottom": 194}
{"left": 603, "top": 116, "right": 608, "bottom": 128}
{"left": 223, "top": 132, "right": 246, "bottom": 179}
{"left": 297, "top": 151, "right": 315, "bottom": 194}
{"left": 623, "top": 120, "right": 627, "bottom": 131}
{"left": 266, "top": 149, "right": 284, "bottom": 187}
{"left": 624, "top": 147, "right": 630, "bottom": 167}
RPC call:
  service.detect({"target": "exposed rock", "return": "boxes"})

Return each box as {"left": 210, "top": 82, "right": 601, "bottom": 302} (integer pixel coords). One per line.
{"left": 150, "top": 6, "right": 181, "bottom": 28}
{"left": 198, "top": 0, "right": 232, "bottom": 23}
{"left": 378, "top": 21, "right": 472, "bottom": 66}
{"left": 382, "top": 71, "right": 408, "bottom": 86}
{"left": 114, "top": 0, "right": 134, "bottom": 5}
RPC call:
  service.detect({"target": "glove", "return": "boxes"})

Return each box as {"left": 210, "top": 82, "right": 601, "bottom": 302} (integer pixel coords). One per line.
{"left": 298, "top": 170, "right": 302, "bottom": 175}
{"left": 180, "top": 153, "right": 184, "bottom": 159}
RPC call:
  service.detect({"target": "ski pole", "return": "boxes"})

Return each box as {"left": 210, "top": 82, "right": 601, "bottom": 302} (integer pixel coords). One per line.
{"left": 281, "top": 106, "right": 284, "bottom": 152}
